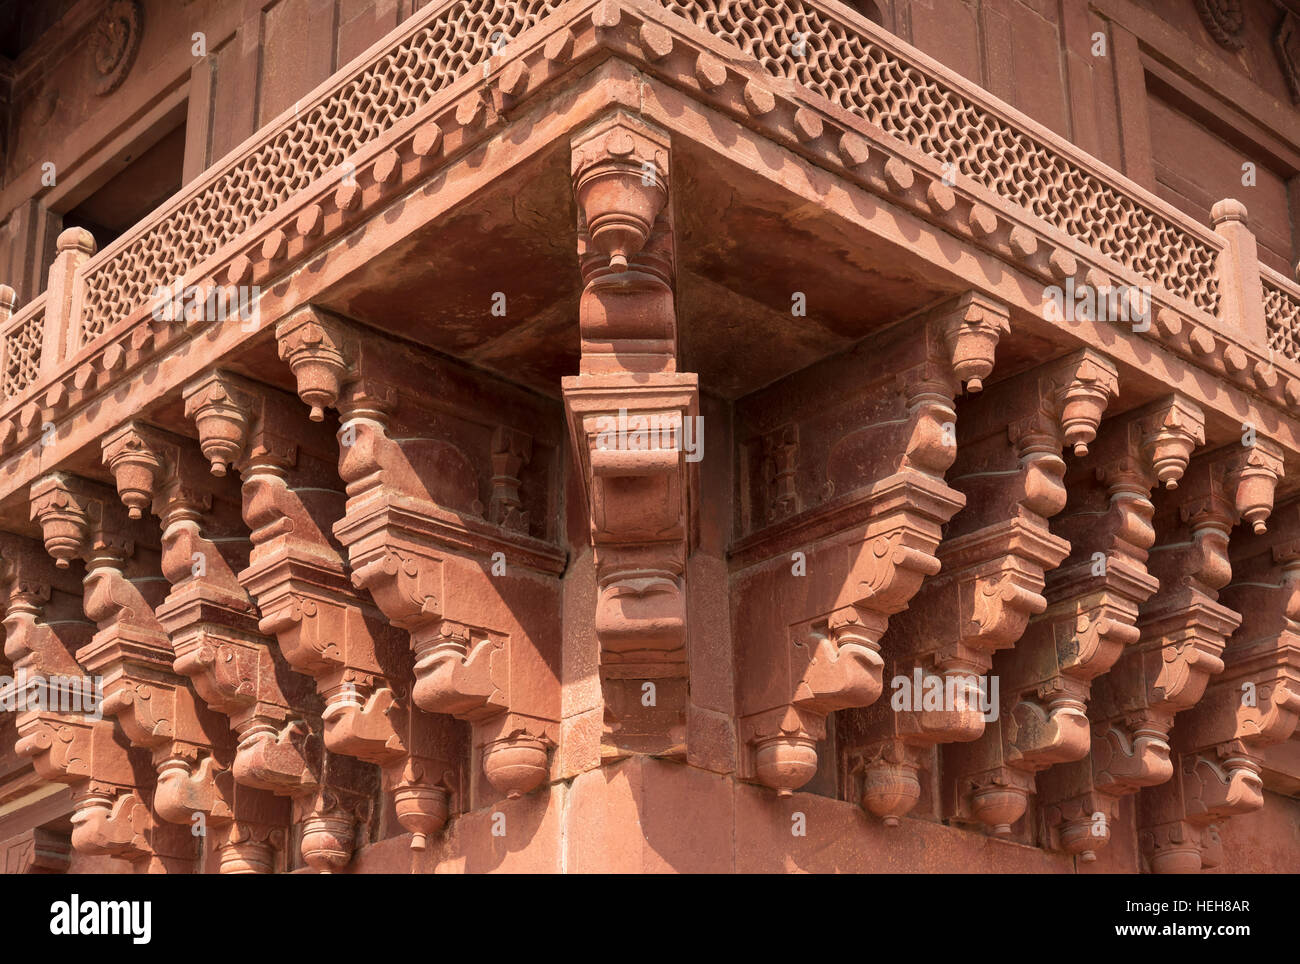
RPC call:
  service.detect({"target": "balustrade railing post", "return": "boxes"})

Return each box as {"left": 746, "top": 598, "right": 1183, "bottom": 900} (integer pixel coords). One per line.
{"left": 1211, "top": 199, "right": 1266, "bottom": 346}
{"left": 0, "top": 283, "right": 14, "bottom": 398}
{"left": 39, "top": 227, "right": 96, "bottom": 377}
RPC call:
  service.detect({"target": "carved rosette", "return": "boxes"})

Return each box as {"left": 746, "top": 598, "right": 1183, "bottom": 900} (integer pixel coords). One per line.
{"left": 90, "top": 0, "right": 143, "bottom": 96}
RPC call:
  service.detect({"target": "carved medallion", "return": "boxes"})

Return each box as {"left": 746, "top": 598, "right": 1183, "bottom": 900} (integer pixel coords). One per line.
{"left": 1278, "top": 12, "right": 1300, "bottom": 104}
{"left": 90, "top": 0, "right": 143, "bottom": 96}
{"left": 1195, "top": 0, "right": 1245, "bottom": 50}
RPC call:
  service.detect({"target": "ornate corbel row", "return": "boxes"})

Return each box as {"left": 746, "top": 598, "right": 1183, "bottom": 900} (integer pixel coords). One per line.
{"left": 918, "top": 351, "right": 1120, "bottom": 835}
{"left": 183, "top": 369, "right": 459, "bottom": 856}
{"left": 1039, "top": 424, "right": 1280, "bottom": 861}
{"left": 562, "top": 111, "right": 698, "bottom": 757}
{"left": 27, "top": 472, "right": 234, "bottom": 869}
{"left": 0, "top": 532, "right": 167, "bottom": 868}
{"left": 273, "top": 307, "right": 566, "bottom": 812}
{"left": 102, "top": 422, "right": 296, "bottom": 870}
{"left": 1026, "top": 396, "right": 1204, "bottom": 859}
{"left": 734, "top": 292, "right": 1010, "bottom": 800}
{"left": 1137, "top": 489, "right": 1300, "bottom": 873}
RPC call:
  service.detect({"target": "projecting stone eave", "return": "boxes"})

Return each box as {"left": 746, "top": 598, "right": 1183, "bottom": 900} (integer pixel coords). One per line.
{"left": 2, "top": 0, "right": 1299, "bottom": 518}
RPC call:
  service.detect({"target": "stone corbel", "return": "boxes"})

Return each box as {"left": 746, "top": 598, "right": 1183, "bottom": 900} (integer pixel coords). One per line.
{"left": 948, "top": 766, "right": 1039, "bottom": 835}
{"left": 184, "top": 371, "right": 402, "bottom": 759}
{"left": 1092, "top": 715, "right": 1178, "bottom": 793}
{"left": 1135, "top": 495, "right": 1300, "bottom": 871}
{"left": 951, "top": 355, "right": 1123, "bottom": 800}
{"left": 31, "top": 471, "right": 241, "bottom": 836}
{"left": 1031, "top": 396, "right": 1206, "bottom": 858}
{"left": 185, "top": 369, "right": 455, "bottom": 851}
{"left": 274, "top": 319, "right": 562, "bottom": 812}
{"left": 104, "top": 423, "right": 276, "bottom": 831}
{"left": 736, "top": 294, "right": 1009, "bottom": 804}
{"left": 565, "top": 377, "right": 696, "bottom": 682}
{"left": 1110, "top": 447, "right": 1255, "bottom": 740}
{"left": 563, "top": 112, "right": 697, "bottom": 757}
{"left": 1039, "top": 395, "right": 1205, "bottom": 691}
{"left": 232, "top": 719, "right": 320, "bottom": 793}
{"left": 0, "top": 532, "right": 90, "bottom": 679}
{"left": 744, "top": 605, "right": 888, "bottom": 796}
{"left": 883, "top": 352, "right": 1115, "bottom": 831}
{"left": 69, "top": 789, "right": 151, "bottom": 860}
{"left": 1179, "top": 741, "right": 1265, "bottom": 820}
{"left": 1005, "top": 680, "right": 1092, "bottom": 768}
{"left": 14, "top": 713, "right": 158, "bottom": 865}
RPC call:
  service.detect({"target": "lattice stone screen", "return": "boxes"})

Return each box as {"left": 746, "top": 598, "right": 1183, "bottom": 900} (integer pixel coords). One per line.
{"left": 1264, "top": 274, "right": 1300, "bottom": 363}
{"left": 77, "top": 0, "right": 568, "bottom": 346}
{"left": 664, "top": 0, "right": 1221, "bottom": 315}
{"left": 75, "top": 0, "right": 1228, "bottom": 350}
{"left": 2, "top": 306, "right": 46, "bottom": 400}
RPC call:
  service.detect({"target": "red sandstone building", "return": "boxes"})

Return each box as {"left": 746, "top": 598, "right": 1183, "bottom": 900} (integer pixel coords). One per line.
{"left": 0, "top": 0, "right": 1297, "bottom": 876}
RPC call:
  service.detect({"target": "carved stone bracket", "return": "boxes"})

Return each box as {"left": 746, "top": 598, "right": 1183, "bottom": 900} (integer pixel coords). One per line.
{"left": 272, "top": 310, "right": 565, "bottom": 812}
{"left": 185, "top": 369, "right": 462, "bottom": 852}
{"left": 560, "top": 111, "right": 699, "bottom": 759}
{"left": 29, "top": 471, "right": 242, "bottom": 844}
{"left": 1136, "top": 492, "right": 1300, "bottom": 872}
{"left": 736, "top": 293, "right": 1009, "bottom": 801}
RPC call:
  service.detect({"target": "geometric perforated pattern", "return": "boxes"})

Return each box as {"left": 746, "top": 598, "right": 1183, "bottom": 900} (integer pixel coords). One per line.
{"left": 2, "top": 308, "right": 45, "bottom": 400}
{"left": 77, "top": 0, "right": 1223, "bottom": 351}
{"left": 1264, "top": 278, "right": 1300, "bottom": 363}
{"left": 79, "top": 0, "right": 566, "bottom": 345}
{"left": 663, "top": 0, "right": 1221, "bottom": 314}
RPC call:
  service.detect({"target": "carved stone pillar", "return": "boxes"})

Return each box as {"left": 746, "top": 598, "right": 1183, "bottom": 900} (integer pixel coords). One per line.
{"left": 562, "top": 112, "right": 698, "bottom": 757}
{"left": 735, "top": 292, "right": 1008, "bottom": 799}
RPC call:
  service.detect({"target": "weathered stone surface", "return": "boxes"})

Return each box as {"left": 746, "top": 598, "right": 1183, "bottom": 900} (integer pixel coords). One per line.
{"left": 0, "top": 0, "right": 1298, "bottom": 875}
